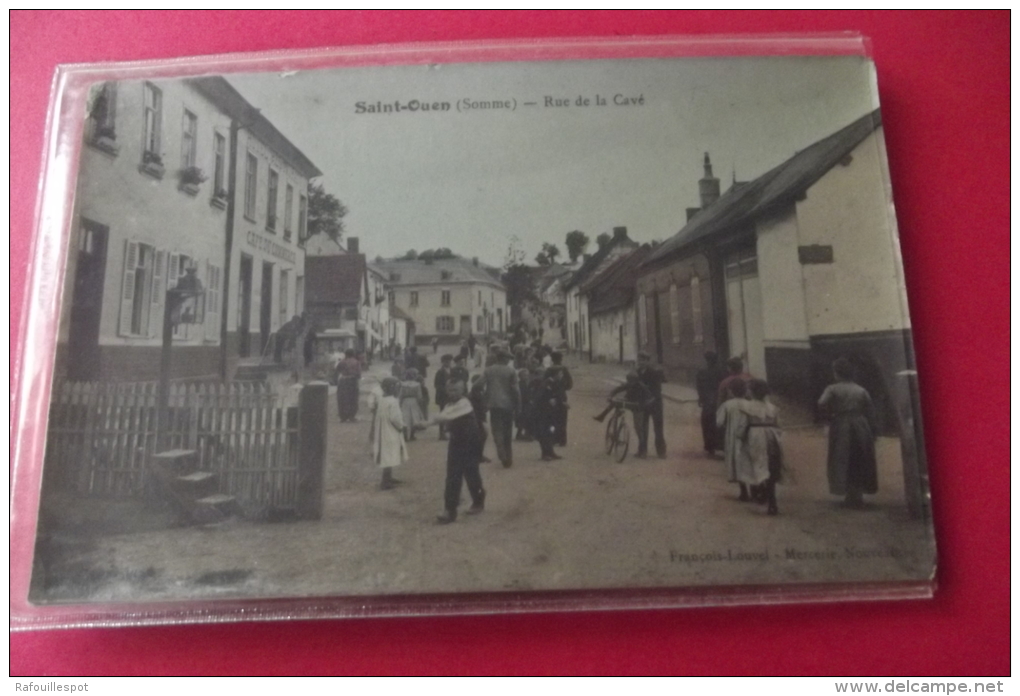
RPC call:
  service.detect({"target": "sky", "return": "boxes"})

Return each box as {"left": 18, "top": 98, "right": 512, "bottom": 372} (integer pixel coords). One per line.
{"left": 228, "top": 55, "right": 878, "bottom": 267}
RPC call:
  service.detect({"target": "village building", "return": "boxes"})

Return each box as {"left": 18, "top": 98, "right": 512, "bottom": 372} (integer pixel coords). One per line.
{"left": 584, "top": 244, "right": 656, "bottom": 365}
{"left": 374, "top": 257, "right": 507, "bottom": 349}
{"left": 58, "top": 76, "right": 320, "bottom": 383}
{"left": 515, "top": 264, "right": 573, "bottom": 346}
{"left": 562, "top": 227, "right": 639, "bottom": 359}
{"left": 636, "top": 110, "right": 909, "bottom": 428}
{"left": 304, "top": 237, "right": 390, "bottom": 361}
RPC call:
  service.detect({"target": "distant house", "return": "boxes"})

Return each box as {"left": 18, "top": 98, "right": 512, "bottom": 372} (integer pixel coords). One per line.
{"left": 304, "top": 253, "right": 367, "bottom": 353}
{"left": 516, "top": 263, "right": 573, "bottom": 346}
{"left": 583, "top": 244, "right": 656, "bottom": 365}
{"left": 374, "top": 257, "right": 507, "bottom": 348}
{"left": 562, "top": 226, "right": 639, "bottom": 358}
{"left": 636, "top": 110, "right": 909, "bottom": 429}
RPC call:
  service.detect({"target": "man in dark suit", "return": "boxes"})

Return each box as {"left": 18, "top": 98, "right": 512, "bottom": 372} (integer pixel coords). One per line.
{"left": 636, "top": 351, "right": 667, "bottom": 458}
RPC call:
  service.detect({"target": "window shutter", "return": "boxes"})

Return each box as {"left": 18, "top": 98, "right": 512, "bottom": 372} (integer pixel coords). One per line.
{"left": 149, "top": 249, "right": 165, "bottom": 338}
{"left": 205, "top": 262, "right": 219, "bottom": 339}
{"left": 119, "top": 240, "right": 137, "bottom": 336}
{"left": 168, "top": 253, "right": 180, "bottom": 338}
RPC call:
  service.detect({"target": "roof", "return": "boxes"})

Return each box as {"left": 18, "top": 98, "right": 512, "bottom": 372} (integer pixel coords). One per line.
{"left": 305, "top": 254, "right": 366, "bottom": 305}
{"left": 644, "top": 109, "right": 882, "bottom": 268}
{"left": 588, "top": 245, "right": 657, "bottom": 316}
{"left": 562, "top": 232, "right": 638, "bottom": 291}
{"left": 389, "top": 304, "right": 415, "bottom": 323}
{"left": 372, "top": 257, "right": 505, "bottom": 289}
{"left": 187, "top": 77, "right": 322, "bottom": 180}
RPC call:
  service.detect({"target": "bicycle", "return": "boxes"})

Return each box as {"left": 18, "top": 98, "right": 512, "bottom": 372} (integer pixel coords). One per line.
{"left": 603, "top": 399, "right": 634, "bottom": 463}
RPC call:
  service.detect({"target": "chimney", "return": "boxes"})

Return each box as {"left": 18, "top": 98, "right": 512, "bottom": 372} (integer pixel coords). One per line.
{"left": 612, "top": 226, "right": 628, "bottom": 240}
{"left": 699, "top": 152, "right": 720, "bottom": 208}
{"left": 686, "top": 207, "right": 701, "bottom": 222}
{"left": 472, "top": 257, "right": 479, "bottom": 266}
{"left": 347, "top": 237, "right": 359, "bottom": 254}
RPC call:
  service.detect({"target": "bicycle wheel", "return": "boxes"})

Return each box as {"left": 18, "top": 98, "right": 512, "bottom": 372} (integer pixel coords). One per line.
{"left": 604, "top": 413, "right": 617, "bottom": 455}
{"left": 614, "top": 414, "right": 630, "bottom": 462}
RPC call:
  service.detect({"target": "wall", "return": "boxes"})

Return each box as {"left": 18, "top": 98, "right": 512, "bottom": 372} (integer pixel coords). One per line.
{"left": 227, "top": 123, "right": 309, "bottom": 360}
{"left": 70, "top": 79, "right": 233, "bottom": 357}
{"left": 793, "top": 128, "right": 911, "bottom": 336}
{"left": 635, "top": 252, "right": 717, "bottom": 382}
{"left": 590, "top": 305, "right": 637, "bottom": 364}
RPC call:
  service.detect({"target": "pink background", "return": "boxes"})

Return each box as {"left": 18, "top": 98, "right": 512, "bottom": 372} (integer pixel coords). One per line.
{"left": 10, "top": 11, "right": 1009, "bottom": 675}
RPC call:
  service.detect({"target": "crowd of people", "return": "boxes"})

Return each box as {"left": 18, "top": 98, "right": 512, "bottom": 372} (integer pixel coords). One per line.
{"left": 341, "top": 334, "right": 881, "bottom": 523}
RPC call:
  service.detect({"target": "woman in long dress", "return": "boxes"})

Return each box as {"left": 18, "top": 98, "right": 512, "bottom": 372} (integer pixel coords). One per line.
{"left": 738, "top": 379, "right": 783, "bottom": 515}
{"left": 818, "top": 357, "right": 878, "bottom": 509}
{"left": 399, "top": 368, "right": 426, "bottom": 441}
{"left": 717, "top": 377, "right": 751, "bottom": 501}
{"left": 372, "top": 377, "right": 408, "bottom": 490}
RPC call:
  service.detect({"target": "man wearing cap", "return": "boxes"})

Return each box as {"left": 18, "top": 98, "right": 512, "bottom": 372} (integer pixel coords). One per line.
{"left": 636, "top": 351, "right": 667, "bottom": 458}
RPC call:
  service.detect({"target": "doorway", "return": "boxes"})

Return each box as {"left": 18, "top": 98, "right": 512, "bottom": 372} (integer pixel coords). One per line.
{"left": 67, "top": 219, "right": 108, "bottom": 381}
{"left": 260, "top": 262, "right": 274, "bottom": 355}
{"left": 238, "top": 254, "right": 253, "bottom": 357}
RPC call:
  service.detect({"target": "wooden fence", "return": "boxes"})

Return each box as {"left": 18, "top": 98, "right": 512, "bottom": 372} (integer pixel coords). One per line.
{"left": 44, "top": 381, "right": 308, "bottom": 512}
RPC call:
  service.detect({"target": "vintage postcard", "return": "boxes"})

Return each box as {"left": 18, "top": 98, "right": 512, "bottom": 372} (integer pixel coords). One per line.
{"left": 13, "top": 38, "right": 936, "bottom": 626}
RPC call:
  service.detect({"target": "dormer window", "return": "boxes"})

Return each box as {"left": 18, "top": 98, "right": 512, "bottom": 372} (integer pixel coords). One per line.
{"left": 440, "top": 270, "right": 452, "bottom": 281}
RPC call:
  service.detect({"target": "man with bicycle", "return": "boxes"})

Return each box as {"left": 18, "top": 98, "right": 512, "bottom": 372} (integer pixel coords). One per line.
{"left": 593, "top": 371, "right": 655, "bottom": 457}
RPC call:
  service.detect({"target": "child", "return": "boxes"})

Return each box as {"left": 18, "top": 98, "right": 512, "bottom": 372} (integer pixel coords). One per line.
{"left": 399, "top": 368, "right": 425, "bottom": 441}
{"left": 594, "top": 372, "right": 654, "bottom": 458}
{"left": 818, "top": 357, "right": 878, "bottom": 509}
{"left": 717, "top": 378, "right": 751, "bottom": 500}
{"left": 427, "top": 379, "right": 485, "bottom": 524}
{"left": 739, "top": 379, "right": 782, "bottom": 515}
{"left": 372, "top": 377, "right": 408, "bottom": 490}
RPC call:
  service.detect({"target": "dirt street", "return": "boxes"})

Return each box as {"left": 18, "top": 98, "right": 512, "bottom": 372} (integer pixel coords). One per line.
{"left": 31, "top": 357, "right": 935, "bottom": 606}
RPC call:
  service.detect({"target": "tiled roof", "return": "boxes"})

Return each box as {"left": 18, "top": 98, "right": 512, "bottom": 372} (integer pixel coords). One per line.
{"left": 562, "top": 234, "right": 638, "bottom": 291}
{"left": 306, "top": 254, "right": 366, "bottom": 305}
{"left": 644, "top": 109, "right": 882, "bottom": 268}
{"left": 587, "top": 245, "right": 656, "bottom": 316}
{"left": 371, "top": 257, "right": 504, "bottom": 289}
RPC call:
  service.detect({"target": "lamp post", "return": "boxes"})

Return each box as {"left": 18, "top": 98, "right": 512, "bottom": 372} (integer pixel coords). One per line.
{"left": 158, "top": 267, "right": 205, "bottom": 448}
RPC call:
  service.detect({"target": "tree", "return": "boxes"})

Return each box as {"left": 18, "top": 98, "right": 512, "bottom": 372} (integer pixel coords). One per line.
{"left": 535, "top": 242, "right": 561, "bottom": 266}
{"left": 564, "top": 230, "right": 589, "bottom": 262}
{"left": 306, "top": 182, "right": 348, "bottom": 244}
{"left": 402, "top": 249, "right": 418, "bottom": 260}
{"left": 596, "top": 232, "right": 612, "bottom": 249}
{"left": 502, "top": 236, "right": 541, "bottom": 326}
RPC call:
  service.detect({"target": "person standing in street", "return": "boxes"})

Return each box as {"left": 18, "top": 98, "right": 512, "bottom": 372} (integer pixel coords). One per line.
{"left": 427, "top": 379, "right": 486, "bottom": 524}
{"left": 334, "top": 349, "right": 362, "bottom": 423}
{"left": 434, "top": 354, "right": 452, "bottom": 441}
{"left": 484, "top": 349, "right": 520, "bottom": 468}
{"left": 545, "top": 351, "right": 573, "bottom": 447}
{"left": 636, "top": 351, "right": 667, "bottom": 458}
{"left": 696, "top": 351, "right": 727, "bottom": 457}
{"left": 372, "top": 377, "right": 408, "bottom": 491}
{"left": 717, "top": 378, "right": 752, "bottom": 501}
{"left": 818, "top": 357, "right": 878, "bottom": 509}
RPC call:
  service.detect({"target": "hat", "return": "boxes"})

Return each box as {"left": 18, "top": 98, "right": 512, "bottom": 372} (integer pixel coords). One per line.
{"left": 441, "top": 354, "right": 452, "bottom": 363}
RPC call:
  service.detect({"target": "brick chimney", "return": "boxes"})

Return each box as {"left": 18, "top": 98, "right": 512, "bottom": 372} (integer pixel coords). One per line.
{"left": 612, "top": 226, "right": 628, "bottom": 240}
{"left": 346, "top": 237, "right": 359, "bottom": 254}
{"left": 699, "top": 153, "right": 720, "bottom": 209}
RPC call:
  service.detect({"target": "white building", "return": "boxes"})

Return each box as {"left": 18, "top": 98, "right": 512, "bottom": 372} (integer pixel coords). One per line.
{"left": 56, "top": 76, "right": 319, "bottom": 383}
{"left": 562, "top": 227, "right": 638, "bottom": 359}
{"left": 637, "top": 110, "right": 909, "bottom": 429}
{"left": 374, "top": 257, "right": 506, "bottom": 349}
